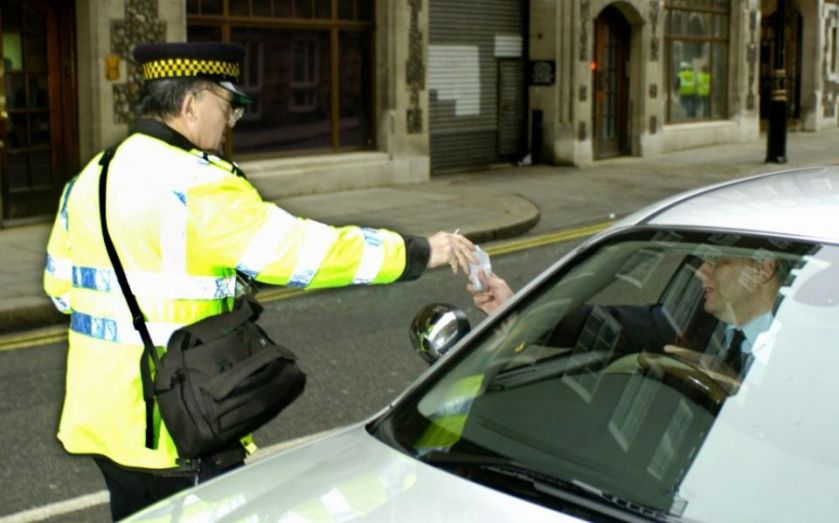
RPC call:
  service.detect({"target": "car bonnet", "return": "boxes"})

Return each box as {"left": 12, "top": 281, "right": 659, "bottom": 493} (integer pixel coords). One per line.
{"left": 124, "top": 423, "right": 583, "bottom": 522}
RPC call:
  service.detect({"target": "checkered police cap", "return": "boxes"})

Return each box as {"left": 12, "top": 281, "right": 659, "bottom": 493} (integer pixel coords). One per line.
{"left": 133, "top": 42, "right": 253, "bottom": 105}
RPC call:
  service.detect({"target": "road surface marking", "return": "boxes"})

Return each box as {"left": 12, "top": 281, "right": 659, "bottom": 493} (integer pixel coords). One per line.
{"left": 0, "top": 431, "right": 328, "bottom": 522}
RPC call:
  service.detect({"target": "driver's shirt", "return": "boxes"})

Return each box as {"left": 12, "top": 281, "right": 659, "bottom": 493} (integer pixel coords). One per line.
{"left": 724, "top": 312, "right": 773, "bottom": 356}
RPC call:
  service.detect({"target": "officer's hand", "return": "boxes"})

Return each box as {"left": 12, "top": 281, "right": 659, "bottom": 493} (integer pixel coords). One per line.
{"left": 426, "top": 232, "right": 475, "bottom": 274}
{"left": 468, "top": 272, "right": 514, "bottom": 315}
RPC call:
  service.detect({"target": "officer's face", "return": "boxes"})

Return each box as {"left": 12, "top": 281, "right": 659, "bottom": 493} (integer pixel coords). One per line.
{"left": 193, "top": 86, "right": 238, "bottom": 152}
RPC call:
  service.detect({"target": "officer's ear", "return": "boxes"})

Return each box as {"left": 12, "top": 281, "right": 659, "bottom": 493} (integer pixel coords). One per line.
{"left": 181, "top": 90, "right": 199, "bottom": 121}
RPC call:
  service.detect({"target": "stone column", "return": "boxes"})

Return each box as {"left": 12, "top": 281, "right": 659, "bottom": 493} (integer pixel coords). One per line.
{"left": 375, "top": 0, "right": 430, "bottom": 181}
{"left": 528, "top": 0, "right": 559, "bottom": 163}
{"left": 75, "top": 0, "right": 183, "bottom": 161}
{"left": 804, "top": 0, "right": 837, "bottom": 131}
{"left": 637, "top": 0, "right": 665, "bottom": 156}
{"left": 529, "top": 0, "right": 592, "bottom": 165}
{"left": 726, "top": 0, "right": 761, "bottom": 140}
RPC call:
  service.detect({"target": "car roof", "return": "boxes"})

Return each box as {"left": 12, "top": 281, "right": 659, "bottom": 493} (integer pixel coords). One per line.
{"left": 621, "top": 166, "right": 839, "bottom": 244}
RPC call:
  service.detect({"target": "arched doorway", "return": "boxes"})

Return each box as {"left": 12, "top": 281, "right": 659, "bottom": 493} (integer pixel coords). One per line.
{"left": 0, "top": 0, "right": 77, "bottom": 224}
{"left": 592, "top": 6, "right": 631, "bottom": 159}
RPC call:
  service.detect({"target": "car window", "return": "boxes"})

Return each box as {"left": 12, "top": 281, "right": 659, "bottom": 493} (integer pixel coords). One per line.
{"left": 376, "top": 229, "right": 839, "bottom": 522}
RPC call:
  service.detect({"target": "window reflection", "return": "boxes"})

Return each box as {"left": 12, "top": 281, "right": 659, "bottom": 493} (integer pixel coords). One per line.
{"left": 23, "top": 3, "right": 45, "bottom": 34}
{"left": 229, "top": 28, "right": 331, "bottom": 154}
{"left": 187, "top": 1, "right": 374, "bottom": 155}
{"left": 666, "top": 1, "right": 730, "bottom": 123}
{"left": 295, "top": 0, "right": 313, "bottom": 18}
{"left": 7, "top": 153, "right": 27, "bottom": 190}
{"left": 6, "top": 74, "right": 25, "bottom": 110}
{"left": 201, "top": 0, "right": 223, "bottom": 15}
{"left": 23, "top": 32, "right": 47, "bottom": 71}
{"left": 252, "top": 0, "right": 272, "bottom": 17}
{"left": 290, "top": 37, "right": 320, "bottom": 114}
{"left": 9, "top": 114, "right": 26, "bottom": 148}
{"left": 339, "top": 31, "right": 372, "bottom": 148}
{"left": 229, "top": 1, "right": 249, "bottom": 16}
{"left": 315, "top": 0, "right": 331, "bottom": 19}
{"left": 274, "top": 0, "right": 293, "bottom": 17}
{"left": 30, "top": 151, "right": 51, "bottom": 188}
{"left": 30, "top": 113, "right": 50, "bottom": 147}
{"left": 29, "top": 76, "right": 48, "bottom": 109}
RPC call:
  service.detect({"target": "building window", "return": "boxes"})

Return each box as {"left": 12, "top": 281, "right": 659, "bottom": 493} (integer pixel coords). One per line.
{"left": 827, "top": 6, "right": 839, "bottom": 82}
{"left": 187, "top": 0, "right": 374, "bottom": 157}
{"left": 665, "top": 0, "right": 730, "bottom": 123}
{"left": 289, "top": 37, "right": 319, "bottom": 113}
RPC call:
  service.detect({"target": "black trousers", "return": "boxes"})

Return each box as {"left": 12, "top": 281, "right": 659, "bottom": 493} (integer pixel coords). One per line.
{"left": 93, "top": 451, "right": 243, "bottom": 521}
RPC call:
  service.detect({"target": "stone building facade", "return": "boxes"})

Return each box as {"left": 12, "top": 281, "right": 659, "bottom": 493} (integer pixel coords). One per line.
{"left": 0, "top": 0, "right": 837, "bottom": 225}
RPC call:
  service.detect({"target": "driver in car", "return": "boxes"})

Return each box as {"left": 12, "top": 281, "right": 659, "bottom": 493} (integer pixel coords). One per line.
{"left": 468, "top": 252, "right": 788, "bottom": 392}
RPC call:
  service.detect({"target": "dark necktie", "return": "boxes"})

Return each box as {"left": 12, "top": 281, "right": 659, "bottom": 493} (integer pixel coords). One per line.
{"left": 722, "top": 329, "right": 746, "bottom": 374}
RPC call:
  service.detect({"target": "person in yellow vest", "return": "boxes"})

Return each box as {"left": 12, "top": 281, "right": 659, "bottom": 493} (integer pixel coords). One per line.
{"left": 43, "top": 42, "right": 475, "bottom": 521}
{"left": 697, "top": 64, "right": 711, "bottom": 118}
{"left": 675, "top": 61, "right": 697, "bottom": 118}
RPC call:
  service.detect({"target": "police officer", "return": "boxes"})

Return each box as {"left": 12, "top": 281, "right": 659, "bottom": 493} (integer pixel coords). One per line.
{"left": 697, "top": 64, "right": 711, "bottom": 118}
{"left": 43, "top": 42, "right": 475, "bottom": 521}
{"left": 676, "top": 61, "right": 697, "bottom": 118}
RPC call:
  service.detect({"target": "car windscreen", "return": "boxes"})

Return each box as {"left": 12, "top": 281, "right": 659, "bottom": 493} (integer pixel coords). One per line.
{"left": 372, "top": 228, "right": 839, "bottom": 522}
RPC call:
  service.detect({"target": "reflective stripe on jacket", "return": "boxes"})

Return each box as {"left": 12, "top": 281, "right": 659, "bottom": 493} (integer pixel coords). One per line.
{"left": 44, "top": 120, "right": 427, "bottom": 470}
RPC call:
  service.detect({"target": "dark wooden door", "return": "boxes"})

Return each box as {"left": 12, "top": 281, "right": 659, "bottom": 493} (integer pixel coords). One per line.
{"left": 0, "top": 0, "right": 77, "bottom": 223}
{"left": 592, "top": 7, "right": 630, "bottom": 159}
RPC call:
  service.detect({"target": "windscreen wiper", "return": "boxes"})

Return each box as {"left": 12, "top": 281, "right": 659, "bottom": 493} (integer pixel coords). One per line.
{"left": 419, "top": 450, "right": 678, "bottom": 523}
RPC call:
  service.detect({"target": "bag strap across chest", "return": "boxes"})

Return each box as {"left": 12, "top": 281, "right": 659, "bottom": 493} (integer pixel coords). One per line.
{"left": 98, "top": 144, "right": 162, "bottom": 450}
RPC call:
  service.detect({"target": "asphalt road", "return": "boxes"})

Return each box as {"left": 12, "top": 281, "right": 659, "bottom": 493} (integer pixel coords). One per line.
{"left": 3, "top": 130, "right": 833, "bottom": 522}
{"left": 0, "top": 237, "right": 584, "bottom": 523}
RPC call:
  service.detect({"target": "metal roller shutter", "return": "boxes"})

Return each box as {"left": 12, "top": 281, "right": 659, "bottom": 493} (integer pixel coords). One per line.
{"left": 429, "top": 0, "right": 525, "bottom": 173}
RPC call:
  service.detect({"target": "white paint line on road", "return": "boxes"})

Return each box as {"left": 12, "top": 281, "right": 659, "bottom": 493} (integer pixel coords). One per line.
{"left": 0, "top": 491, "right": 109, "bottom": 523}
{"left": 0, "top": 430, "right": 329, "bottom": 523}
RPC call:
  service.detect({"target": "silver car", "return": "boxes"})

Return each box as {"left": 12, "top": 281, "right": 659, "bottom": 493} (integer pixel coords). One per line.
{"left": 125, "top": 167, "right": 839, "bottom": 522}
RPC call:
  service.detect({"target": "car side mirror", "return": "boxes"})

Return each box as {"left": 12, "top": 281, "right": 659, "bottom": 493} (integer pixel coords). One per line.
{"left": 409, "top": 303, "right": 471, "bottom": 364}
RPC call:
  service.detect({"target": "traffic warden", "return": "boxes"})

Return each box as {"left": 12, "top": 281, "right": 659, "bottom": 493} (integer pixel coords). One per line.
{"left": 43, "top": 42, "right": 475, "bottom": 521}
{"left": 676, "top": 61, "right": 697, "bottom": 118}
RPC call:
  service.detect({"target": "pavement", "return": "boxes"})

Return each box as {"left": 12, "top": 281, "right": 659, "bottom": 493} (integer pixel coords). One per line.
{"left": 3, "top": 127, "right": 839, "bottom": 337}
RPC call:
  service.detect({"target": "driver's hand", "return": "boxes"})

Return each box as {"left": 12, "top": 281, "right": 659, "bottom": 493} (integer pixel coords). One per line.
{"left": 468, "top": 272, "right": 514, "bottom": 315}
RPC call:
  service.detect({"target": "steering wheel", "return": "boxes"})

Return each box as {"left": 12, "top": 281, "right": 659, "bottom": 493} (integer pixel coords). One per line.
{"left": 606, "top": 352, "right": 730, "bottom": 406}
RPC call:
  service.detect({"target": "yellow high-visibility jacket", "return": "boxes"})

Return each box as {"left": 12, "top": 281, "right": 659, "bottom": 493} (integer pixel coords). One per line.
{"left": 43, "top": 119, "right": 430, "bottom": 470}
{"left": 697, "top": 71, "right": 711, "bottom": 97}
{"left": 678, "top": 69, "right": 697, "bottom": 96}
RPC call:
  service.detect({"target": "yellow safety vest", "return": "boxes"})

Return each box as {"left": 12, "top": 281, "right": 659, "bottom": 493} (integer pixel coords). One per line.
{"left": 44, "top": 121, "right": 421, "bottom": 470}
{"left": 697, "top": 71, "right": 711, "bottom": 97}
{"left": 678, "top": 70, "right": 697, "bottom": 96}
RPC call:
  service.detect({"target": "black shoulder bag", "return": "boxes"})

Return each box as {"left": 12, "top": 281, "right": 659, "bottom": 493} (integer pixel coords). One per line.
{"left": 97, "top": 146, "right": 307, "bottom": 459}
